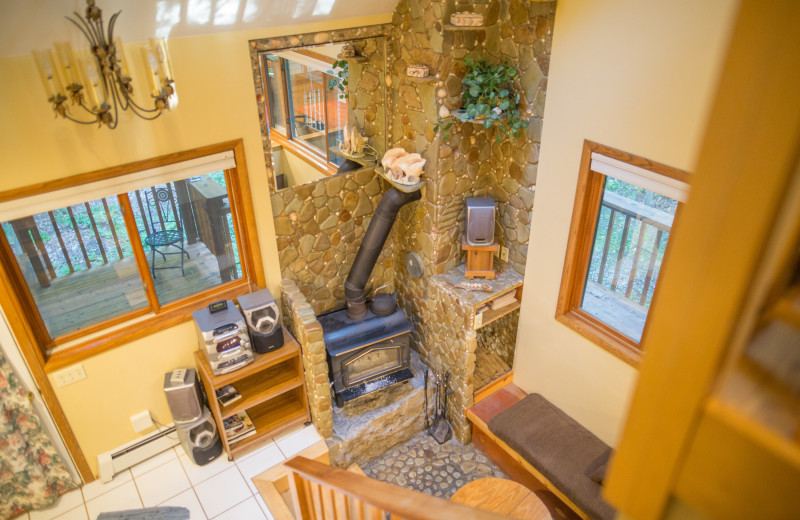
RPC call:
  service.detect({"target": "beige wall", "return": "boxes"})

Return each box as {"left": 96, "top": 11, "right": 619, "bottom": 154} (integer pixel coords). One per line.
{"left": 0, "top": 15, "right": 389, "bottom": 477}
{"left": 278, "top": 147, "right": 327, "bottom": 187}
{"left": 512, "top": 0, "right": 738, "bottom": 446}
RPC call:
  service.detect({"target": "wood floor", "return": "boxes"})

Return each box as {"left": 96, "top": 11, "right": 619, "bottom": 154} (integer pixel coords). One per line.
{"left": 581, "top": 281, "right": 648, "bottom": 341}
{"left": 19, "top": 242, "right": 229, "bottom": 338}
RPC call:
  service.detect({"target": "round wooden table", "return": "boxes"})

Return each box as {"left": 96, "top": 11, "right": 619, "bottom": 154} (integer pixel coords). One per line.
{"left": 450, "top": 478, "right": 553, "bottom": 520}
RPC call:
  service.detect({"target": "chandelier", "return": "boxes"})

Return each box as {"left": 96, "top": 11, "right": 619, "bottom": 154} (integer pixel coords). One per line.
{"left": 33, "top": 0, "right": 177, "bottom": 129}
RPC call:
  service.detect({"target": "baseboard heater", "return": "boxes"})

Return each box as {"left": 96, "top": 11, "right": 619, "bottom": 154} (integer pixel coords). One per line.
{"left": 97, "top": 423, "right": 180, "bottom": 482}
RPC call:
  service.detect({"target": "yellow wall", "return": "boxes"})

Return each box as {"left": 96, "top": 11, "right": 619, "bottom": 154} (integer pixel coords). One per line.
{"left": 0, "top": 15, "right": 389, "bottom": 477}
{"left": 512, "top": 0, "right": 738, "bottom": 446}
{"left": 278, "top": 147, "right": 327, "bottom": 187}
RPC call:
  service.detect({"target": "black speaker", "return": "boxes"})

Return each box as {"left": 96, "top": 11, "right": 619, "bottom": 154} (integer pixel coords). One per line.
{"left": 465, "top": 197, "right": 496, "bottom": 246}
{"left": 238, "top": 289, "right": 284, "bottom": 354}
{"left": 176, "top": 408, "right": 222, "bottom": 466}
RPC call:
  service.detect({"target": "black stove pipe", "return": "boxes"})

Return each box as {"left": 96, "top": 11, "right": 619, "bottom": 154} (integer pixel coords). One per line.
{"left": 344, "top": 187, "right": 421, "bottom": 320}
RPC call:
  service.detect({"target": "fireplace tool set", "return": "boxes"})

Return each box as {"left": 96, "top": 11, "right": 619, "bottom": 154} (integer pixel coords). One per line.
{"left": 424, "top": 369, "right": 452, "bottom": 444}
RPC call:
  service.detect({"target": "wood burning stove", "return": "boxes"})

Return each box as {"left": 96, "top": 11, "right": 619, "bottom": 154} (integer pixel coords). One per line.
{"left": 321, "top": 185, "right": 421, "bottom": 407}
{"left": 319, "top": 306, "right": 412, "bottom": 407}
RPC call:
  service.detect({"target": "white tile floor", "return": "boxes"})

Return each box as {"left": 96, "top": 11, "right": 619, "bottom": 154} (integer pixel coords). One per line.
{"left": 21, "top": 424, "right": 322, "bottom": 520}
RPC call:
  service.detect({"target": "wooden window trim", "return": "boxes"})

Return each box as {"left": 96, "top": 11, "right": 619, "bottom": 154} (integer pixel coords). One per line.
{"left": 260, "top": 55, "right": 339, "bottom": 176}
{"left": 555, "top": 140, "right": 689, "bottom": 367}
{"left": 270, "top": 132, "right": 331, "bottom": 176}
{"left": 0, "top": 139, "right": 265, "bottom": 372}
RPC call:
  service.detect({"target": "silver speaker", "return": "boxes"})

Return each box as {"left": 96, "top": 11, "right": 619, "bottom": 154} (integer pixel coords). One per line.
{"left": 465, "top": 197, "right": 496, "bottom": 246}
{"left": 237, "top": 289, "right": 284, "bottom": 354}
{"left": 163, "top": 368, "right": 203, "bottom": 425}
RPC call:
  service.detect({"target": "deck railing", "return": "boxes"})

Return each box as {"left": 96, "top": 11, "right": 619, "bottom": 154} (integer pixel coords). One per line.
{"left": 3, "top": 178, "right": 236, "bottom": 288}
{"left": 591, "top": 191, "right": 674, "bottom": 308}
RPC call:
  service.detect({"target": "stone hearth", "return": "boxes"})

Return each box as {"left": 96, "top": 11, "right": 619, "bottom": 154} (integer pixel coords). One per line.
{"left": 327, "top": 349, "right": 431, "bottom": 468}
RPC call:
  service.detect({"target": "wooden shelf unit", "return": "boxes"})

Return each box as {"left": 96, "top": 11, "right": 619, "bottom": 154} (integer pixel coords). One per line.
{"left": 194, "top": 328, "right": 310, "bottom": 459}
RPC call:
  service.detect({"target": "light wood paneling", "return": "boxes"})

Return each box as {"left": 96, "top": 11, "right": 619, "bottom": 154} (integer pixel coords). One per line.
{"left": 603, "top": 1, "right": 800, "bottom": 518}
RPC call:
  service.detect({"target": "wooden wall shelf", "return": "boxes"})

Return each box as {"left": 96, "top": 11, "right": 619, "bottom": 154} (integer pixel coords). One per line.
{"left": 194, "top": 328, "right": 310, "bottom": 459}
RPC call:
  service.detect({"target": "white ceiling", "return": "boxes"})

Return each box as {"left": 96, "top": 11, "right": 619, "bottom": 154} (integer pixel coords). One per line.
{"left": 0, "top": 0, "right": 397, "bottom": 58}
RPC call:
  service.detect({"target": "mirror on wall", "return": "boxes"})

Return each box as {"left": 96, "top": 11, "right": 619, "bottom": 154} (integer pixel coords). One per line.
{"left": 255, "top": 37, "right": 387, "bottom": 193}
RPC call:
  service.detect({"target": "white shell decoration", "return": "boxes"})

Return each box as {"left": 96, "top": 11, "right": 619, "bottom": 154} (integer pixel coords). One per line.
{"left": 439, "top": 105, "right": 451, "bottom": 118}
{"left": 338, "top": 124, "right": 367, "bottom": 157}
{"left": 380, "top": 148, "right": 426, "bottom": 185}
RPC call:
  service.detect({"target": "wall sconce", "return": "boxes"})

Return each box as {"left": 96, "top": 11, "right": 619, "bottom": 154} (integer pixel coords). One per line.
{"left": 33, "top": 0, "right": 177, "bottom": 129}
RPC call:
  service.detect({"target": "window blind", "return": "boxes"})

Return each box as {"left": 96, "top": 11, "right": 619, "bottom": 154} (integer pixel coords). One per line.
{"left": 0, "top": 151, "right": 235, "bottom": 222}
{"left": 590, "top": 152, "right": 690, "bottom": 202}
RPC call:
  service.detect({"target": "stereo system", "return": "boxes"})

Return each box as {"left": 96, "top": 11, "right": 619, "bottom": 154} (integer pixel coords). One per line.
{"left": 238, "top": 288, "right": 284, "bottom": 354}
{"left": 163, "top": 368, "right": 222, "bottom": 466}
{"left": 192, "top": 300, "right": 254, "bottom": 376}
{"left": 173, "top": 291, "right": 285, "bottom": 465}
{"left": 465, "top": 197, "right": 496, "bottom": 246}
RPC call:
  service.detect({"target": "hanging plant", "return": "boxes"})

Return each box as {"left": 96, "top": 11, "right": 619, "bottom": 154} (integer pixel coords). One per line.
{"left": 435, "top": 56, "right": 528, "bottom": 142}
{"left": 327, "top": 59, "right": 349, "bottom": 99}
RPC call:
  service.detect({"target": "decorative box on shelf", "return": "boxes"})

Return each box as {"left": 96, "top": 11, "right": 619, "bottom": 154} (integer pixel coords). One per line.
{"left": 406, "top": 64, "right": 429, "bottom": 77}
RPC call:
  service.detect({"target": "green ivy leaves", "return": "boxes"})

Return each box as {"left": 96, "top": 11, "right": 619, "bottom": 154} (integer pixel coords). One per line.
{"left": 436, "top": 57, "right": 528, "bottom": 143}
{"left": 326, "top": 59, "right": 349, "bottom": 99}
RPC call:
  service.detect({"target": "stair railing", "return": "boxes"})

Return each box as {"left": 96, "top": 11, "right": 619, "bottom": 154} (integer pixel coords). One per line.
{"left": 284, "top": 456, "right": 508, "bottom": 520}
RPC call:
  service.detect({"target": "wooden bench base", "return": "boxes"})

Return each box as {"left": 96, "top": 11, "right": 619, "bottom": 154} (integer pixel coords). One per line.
{"left": 466, "top": 384, "right": 586, "bottom": 520}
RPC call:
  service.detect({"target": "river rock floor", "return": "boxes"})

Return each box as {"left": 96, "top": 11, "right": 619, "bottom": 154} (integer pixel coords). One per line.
{"left": 362, "top": 431, "right": 506, "bottom": 499}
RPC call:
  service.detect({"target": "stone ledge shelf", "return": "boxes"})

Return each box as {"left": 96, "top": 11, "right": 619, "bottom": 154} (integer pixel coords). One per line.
{"left": 337, "top": 53, "right": 369, "bottom": 63}
{"left": 431, "top": 265, "right": 523, "bottom": 331}
{"left": 443, "top": 24, "right": 486, "bottom": 31}
{"left": 402, "top": 75, "right": 437, "bottom": 84}
{"left": 374, "top": 166, "right": 426, "bottom": 193}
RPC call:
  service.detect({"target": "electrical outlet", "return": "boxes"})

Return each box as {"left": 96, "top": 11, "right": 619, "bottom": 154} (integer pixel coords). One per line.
{"left": 130, "top": 411, "right": 153, "bottom": 433}
{"left": 500, "top": 246, "right": 509, "bottom": 262}
{"left": 53, "top": 364, "right": 87, "bottom": 387}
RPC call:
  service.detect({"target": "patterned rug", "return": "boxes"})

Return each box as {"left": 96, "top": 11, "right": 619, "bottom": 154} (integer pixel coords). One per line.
{"left": 362, "top": 431, "right": 506, "bottom": 499}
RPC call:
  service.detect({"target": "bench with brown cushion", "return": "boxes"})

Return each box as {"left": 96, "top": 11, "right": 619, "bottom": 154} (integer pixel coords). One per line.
{"left": 466, "top": 384, "right": 616, "bottom": 520}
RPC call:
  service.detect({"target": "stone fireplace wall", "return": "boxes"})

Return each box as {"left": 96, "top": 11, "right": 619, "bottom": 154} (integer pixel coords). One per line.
{"left": 271, "top": 169, "right": 394, "bottom": 317}
{"left": 389, "top": 0, "right": 556, "bottom": 443}
{"left": 263, "top": 2, "right": 555, "bottom": 446}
